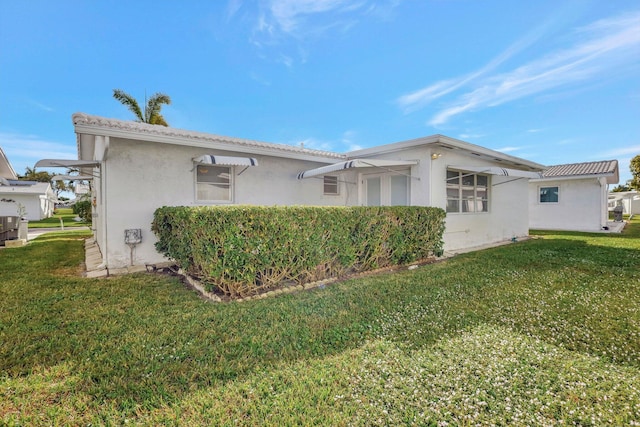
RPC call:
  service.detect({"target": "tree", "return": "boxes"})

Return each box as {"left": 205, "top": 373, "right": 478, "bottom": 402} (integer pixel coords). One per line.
{"left": 113, "top": 89, "right": 171, "bottom": 126}
{"left": 19, "top": 167, "right": 73, "bottom": 197}
{"left": 611, "top": 183, "right": 632, "bottom": 192}
{"left": 19, "top": 167, "right": 53, "bottom": 183}
{"left": 630, "top": 154, "right": 640, "bottom": 190}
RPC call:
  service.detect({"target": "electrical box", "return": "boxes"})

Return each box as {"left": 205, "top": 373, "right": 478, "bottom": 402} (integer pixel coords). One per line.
{"left": 124, "top": 229, "right": 142, "bottom": 245}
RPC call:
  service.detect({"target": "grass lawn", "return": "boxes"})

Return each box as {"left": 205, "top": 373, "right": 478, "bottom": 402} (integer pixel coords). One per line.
{"left": 1, "top": 220, "right": 639, "bottom": 425}
{"left": 27, "top": 207, "right": 88, "bottom": 229}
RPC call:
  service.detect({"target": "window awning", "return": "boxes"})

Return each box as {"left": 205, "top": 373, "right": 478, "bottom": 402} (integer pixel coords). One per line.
{"left": 449, "top": 165, "right": 543, "bottom": 179}
{"left": 51, "top": 175, "right": 94, "bottom": 181}
{"left": 34, "top": 159, "right": 100, "bottom": 168}
{"left": 297, "top": 159, "right": 418, "bottom": 179}
{"left": 193, "top": 155, "right": 258, "bottom": 167}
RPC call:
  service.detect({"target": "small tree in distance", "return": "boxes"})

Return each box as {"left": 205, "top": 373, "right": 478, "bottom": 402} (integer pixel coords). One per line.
{"left": 630, "top": 154, "right": 640, "bottom": 190}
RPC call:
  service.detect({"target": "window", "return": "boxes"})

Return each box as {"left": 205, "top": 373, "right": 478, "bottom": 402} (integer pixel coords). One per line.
{"left": 364, "top": 173, "right": 410, "bottom": 206}
{"left": 196, "top": 165, "right": 232, "bottom": 202}
{"left": 446, "top": 170, "right": 489, "bottom": 213}
{"left": 324, "top": 175, "right": 339, "bottom": 195}
{"left": 539, "top": 186, "right": 558, "bottom": 203}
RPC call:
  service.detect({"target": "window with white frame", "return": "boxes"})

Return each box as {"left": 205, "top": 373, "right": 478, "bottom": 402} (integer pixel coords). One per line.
{"left": 539, "top": 186, "right": 558, "bottom": 203}
{"left": 446, "top": 169, "right": 489, "bottom": 213}
{"left": 196, "top": 164, "right": 232, "bottom": 202}
{"left": 324, "top": 175, "right": 339, "bottom": 195}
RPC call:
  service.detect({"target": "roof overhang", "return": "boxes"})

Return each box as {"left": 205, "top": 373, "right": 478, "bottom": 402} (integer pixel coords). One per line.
{"left": 349, "top": 135, "right": 546, "bottom": 171}
{"left": 297, "top": 159, "right": 418, "bottom": 179}
{"left": 531, "top": 173, "right": 618, "bottom": 184}
{"left": 449, "top": 165, "right": 544, "bottom": 179}
{"left": 73, "top": 113, "right": 345, "bottom": 163}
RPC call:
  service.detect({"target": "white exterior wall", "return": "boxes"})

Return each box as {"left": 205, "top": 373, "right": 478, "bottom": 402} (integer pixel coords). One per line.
{"left": 610, "top": 191, "right": 640, "bottom": 215}
{"left": 529, "top": 178, "right": 606, "bottom": 232}
{"left": 0, "top": 184, "right": 54, "bottom": 220}
{"left": 355, "top": 147, "right": 530, "bottom": 252}
{"left": 430, "top": 152, "right": 530, "bottom": 252}
{"left": 99, "top": 138, "right": 348, "bottom": 268}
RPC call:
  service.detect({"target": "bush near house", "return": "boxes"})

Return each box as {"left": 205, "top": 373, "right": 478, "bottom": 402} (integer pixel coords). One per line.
{"left": 152, "top": 205, "right": 446, "bottom": 298}
{"left": 72, "top": 200, "right": 92, "bottom": 223}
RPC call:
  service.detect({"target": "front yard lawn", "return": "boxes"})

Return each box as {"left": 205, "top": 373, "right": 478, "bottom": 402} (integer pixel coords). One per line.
{"left": 1, "top": 220, "right": 639, "bottom": 425}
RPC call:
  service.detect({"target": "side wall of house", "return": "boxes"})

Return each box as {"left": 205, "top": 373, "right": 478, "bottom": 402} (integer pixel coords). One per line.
{"left": 432, "top": 152, "right": 531, "bottom": 252}
{"left": 528, "top": 178, "right": 604, "bottom": 232}
{"left": 358, "top": 146, "right": 531, "bottom": 252}
{"left": 0, "top": 193, "right": 47, "bottom": 220}
{"left": 101, "top": 138, "right": 349, "bottom": 268}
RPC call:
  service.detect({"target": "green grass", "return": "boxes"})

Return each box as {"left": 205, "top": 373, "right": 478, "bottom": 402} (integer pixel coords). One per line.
{"left": 1, "top": 220, "right": 639, "bottom": 425}
{"left": 26, "top": 207, "right": 88, "bottom": 229}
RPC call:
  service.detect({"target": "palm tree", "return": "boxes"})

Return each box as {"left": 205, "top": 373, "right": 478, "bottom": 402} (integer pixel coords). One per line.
{"left": 112, "top": 89, "right": 171, "bottom": 126}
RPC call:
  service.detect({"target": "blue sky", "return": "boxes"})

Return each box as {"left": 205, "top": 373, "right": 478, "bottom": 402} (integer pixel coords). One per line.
{"left": 1, "top": 0, "right": 639, "bottom": 184}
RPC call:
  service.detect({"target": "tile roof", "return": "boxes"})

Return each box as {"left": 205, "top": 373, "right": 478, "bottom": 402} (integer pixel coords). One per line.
{"left": 542, "top": 160, "right": 618, "bottom": 178}
{"left": 72, "top": 113, "right": 345, "bottom": 160}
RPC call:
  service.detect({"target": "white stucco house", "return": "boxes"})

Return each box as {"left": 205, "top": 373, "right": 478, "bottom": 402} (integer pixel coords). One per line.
{"left": 608, "top": 191, "right": 639, "bottom": 218}
{"left": 1, "top": 147, "right": 56, "bottom": 221}
{"left": 528, "top": 160, "right": 619, "bottom": 232}
{"left": 37, "top": 113, "right": 545, "bottom": 272}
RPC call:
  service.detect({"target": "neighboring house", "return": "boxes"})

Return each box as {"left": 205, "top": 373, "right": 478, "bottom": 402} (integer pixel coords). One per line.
{"left": 529, "top": 160, "right": 619, "bottom": 232}
{"left": 608, "top": 191, "right": 640, "bottom": 218}
{"left": 37, "top": 113, "right": 545, "bottom": 272}
{"left": 1, "top": 147, "right": 56, "bottom": 220}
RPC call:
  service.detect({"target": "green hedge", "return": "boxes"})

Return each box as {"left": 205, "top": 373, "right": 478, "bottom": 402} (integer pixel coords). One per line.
{"left": 152, "top": 206, "right": 445, "bottom": 298}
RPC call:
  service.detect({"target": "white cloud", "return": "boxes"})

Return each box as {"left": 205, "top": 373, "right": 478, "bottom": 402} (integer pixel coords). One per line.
{"left": 399, "top": 10, "right": 640, "bottom": 127}
{"left": 27, "top": 99, "right": 55, "bottom": 112}
{"left": 495, "top": 146, "right": 526, "bottom": 153}
{"left": 600, "top": 144, "right": 640, "bottom": 157}
{"left": 397, "top": 11, "right": 557, "bottom": 113}
{"left": 269, "top": 0, "right": 360, "bottom": 33}
{"left": 0, "top": 132, "right": 76, "bottom": 174}
{"left": 242, "top": 0, "right": 400, "bottom": 65}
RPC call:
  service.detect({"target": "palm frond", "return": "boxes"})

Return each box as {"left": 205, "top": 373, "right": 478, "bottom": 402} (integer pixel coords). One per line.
{"left": 145, "top": 92, "right": 171, "bottom": 126}
{"left": 113, "top": 89, "right": 144, "bottom": 122}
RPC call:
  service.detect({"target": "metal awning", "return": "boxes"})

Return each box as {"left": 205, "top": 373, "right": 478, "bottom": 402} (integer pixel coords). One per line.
{"left": 449, "top": 165, "right": 543, "bottom": 179}
{"left": 34, "top": 159, "right": 100, "bottom": 168}
{"left": 193, "top": 155, "right": 258, "bottom": 167}
{"left": 297, "top": 159, "right": 418, "bottom": 179}
{"left": 51, "top": 175, "right": 94, "bottom": 181}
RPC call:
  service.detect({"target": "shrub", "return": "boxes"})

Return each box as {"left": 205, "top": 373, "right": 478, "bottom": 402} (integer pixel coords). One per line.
{"left": 152, "top": 205, "right": 445, "bottom": 298}
{"left": 73, "top": 200, "right": 92, "bottom": 223}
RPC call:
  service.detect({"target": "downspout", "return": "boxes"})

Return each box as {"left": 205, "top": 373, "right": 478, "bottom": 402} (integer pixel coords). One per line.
{"left": 599, "top": 177, "right": 608, "bottom": 229}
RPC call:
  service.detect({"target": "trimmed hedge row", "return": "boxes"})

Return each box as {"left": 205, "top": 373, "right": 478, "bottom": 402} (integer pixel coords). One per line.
{"left": 152, "top": 205, "right": 445, "bottom": 298}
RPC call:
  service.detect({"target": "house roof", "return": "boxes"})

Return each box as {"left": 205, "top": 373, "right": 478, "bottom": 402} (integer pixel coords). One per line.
{"left": 0, "top": 147, "right": 18, "bottom": 180}
{"left": 0, "top": 181, "right": 54, "bottom": 196}
{"left": 540, "top": 160, "right": 619, "bottom": 184}
{"left": 72, "top": 113, "right": 547, "bottom": 173}
{"left": 73, "top": 113, "right": 345, "bottom": 163}
{"left": 348, "top": 134, "right": 546, "bottom": 171}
